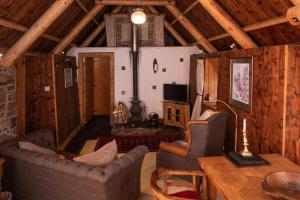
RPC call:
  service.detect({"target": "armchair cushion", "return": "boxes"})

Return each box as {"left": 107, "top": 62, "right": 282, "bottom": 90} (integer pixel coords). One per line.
{"left": 159, "top": 141, "right": 188, "bottom": 157}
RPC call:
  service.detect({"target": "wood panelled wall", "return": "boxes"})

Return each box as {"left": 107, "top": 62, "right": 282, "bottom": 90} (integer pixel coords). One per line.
{"left": 191, "top": 45, "right": 300, "bottom": 162}
{"left": 25, "top": 55, "right": 56, "bottom": 134}
{"left": 17, "top": 55, "right": 80, "bottom": 146}
{"left": 285, "top": 46, "right": 300, "bottom": 161}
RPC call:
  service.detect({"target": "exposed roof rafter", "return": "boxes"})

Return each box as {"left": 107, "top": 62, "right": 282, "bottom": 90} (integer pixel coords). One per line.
{"left": 198, "top": 0, "right": 258, "bottom": 49}
{"left": 0, "top": 0, "right": 74, "bottom": 68}
{"left": 51, "top": 4, "right": 105, "bottom": 54}
{"left": 208, "top": 15, "right": 288, "bottom": 42}
{"left": 166, "top": 4, "right": 217, "bottom": 52}
{"left": 95, "top": 0, "right": 175, "bottom": 6}
{"left": 170, "top": 0, "right": 199, "bottom": 25}
{"left": 80, "top": 5, "right": 123, "bottom": 47}
{"left": 75, "top": 0, "right": 99, "bottom": 25}
{"left": 0, "top": 17, "right": 77, "bottom": 47}
{"left": 148, "top": 6, "right": 188, "bottom": 46}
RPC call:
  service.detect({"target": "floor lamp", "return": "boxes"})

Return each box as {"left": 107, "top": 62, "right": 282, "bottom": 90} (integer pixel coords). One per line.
{"left": 204, "top": 94, "right": 238, "bottom": 152}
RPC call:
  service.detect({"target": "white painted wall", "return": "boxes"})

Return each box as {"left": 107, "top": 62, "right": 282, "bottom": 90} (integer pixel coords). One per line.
{"left": 67, "top": 46, "right": 200, "bottom": 117}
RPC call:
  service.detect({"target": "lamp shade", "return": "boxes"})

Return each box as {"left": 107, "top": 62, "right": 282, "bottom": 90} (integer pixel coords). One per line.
{"left": 131, "top": 8, "right": 146, "bottom": 24}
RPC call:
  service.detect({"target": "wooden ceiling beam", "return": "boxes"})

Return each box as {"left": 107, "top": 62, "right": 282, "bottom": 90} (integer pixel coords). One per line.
{"left": 94, "top": 32, "right": 107, "bottom": 46}
{"left": 95, "top": 0, "right": 175, "bottom": 6}
{"left": 166, "top": 5, "right": 217, "bottom": 52}
{"left": 208, "top": 15, "right": 288, "bottom": 42}
{"left": 75, "top": 0, "right": 99, "bottom": 25}
{"left": 170, "top": 0, "right": 199, "bottom": 25}
{"left": 0, "top": 0, "right": 74, "bottom": 68}
{"left": 80, "top": 5, "right": 123, "bottom": 47}
{"left": 51, "top": 4, "right": 105, "bottom": 54}
{"left": 0, "top": 18, "right": 77, "bottom": 47}
{"left": 148, "top": 6, "right": 188, "bottom": 46}
{"left": 198, "top": 0, "right": 258, "bottom": 49}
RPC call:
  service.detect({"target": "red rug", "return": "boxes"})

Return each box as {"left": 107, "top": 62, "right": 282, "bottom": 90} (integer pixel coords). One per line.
{"left": 95, "top": 127, "right": 184, "bottom": 153}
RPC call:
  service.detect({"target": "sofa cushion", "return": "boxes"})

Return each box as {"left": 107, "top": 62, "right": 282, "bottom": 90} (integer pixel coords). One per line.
{"left": 18, "top": 141, "right": 56, "bottom": 155}
{"left": 73, "top": 139, "right": 118, "bottom": 167}
{"left": 0, "top": 134, "right": 16, "bottom": 145}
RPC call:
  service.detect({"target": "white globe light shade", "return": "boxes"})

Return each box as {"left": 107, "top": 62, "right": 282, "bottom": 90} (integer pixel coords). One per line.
{"left": 131, "top": 9, "right": 146, "bottom": 24}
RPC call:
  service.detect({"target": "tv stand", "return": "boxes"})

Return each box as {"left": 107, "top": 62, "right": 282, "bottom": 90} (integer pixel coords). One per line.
{"left": 163, "top": 101, "right": 190, "bottom": 128}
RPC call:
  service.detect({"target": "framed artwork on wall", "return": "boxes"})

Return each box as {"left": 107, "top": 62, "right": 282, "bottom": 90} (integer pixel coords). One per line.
{"left": 229, "top": 57, "right": 253, "bottom": 112}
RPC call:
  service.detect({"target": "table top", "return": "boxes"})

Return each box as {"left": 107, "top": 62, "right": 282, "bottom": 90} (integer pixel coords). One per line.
{"left": 198, "top": 154, "right": 300, "bottom": 200}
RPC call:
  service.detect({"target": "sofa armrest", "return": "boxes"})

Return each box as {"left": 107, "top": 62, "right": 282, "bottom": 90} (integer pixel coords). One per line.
{"left": 26, "top": 129, "right": 55, "bottom": 150}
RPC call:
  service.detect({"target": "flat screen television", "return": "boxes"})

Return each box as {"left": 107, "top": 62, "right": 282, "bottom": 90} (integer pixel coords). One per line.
{"left": 163, "top": 84, "right": 188, "bottom": 103}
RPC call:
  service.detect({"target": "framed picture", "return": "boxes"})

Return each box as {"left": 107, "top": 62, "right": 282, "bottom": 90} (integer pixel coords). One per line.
{"left": 229, "top": 57, "right": 253, "bottom": 112}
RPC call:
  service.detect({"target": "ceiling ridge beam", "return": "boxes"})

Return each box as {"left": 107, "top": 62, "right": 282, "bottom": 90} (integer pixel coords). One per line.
{"left": 0, "top": 0, "right": 74, "bottom": 68}
{"left": 198, "top": 0, "right": 258, "bottom": 49}
{"left": 166, "top": 5, "right": 217, "bottom": 52}
{"left": 0, "top": 17, "right": 77, "bottom": 47}
{"left": 80, "top": 5, "right": 123, "bottom": 47}
{"left": 170, "top": 0, "right": 199, "bottom": 25}
{"left": 75, "top": 0, "right": 99, "bottom": 25}
{"left": 208, "top": 15, "right": 288, "bottom": 42}
{"left": 148, "top": 6, "right": 188, "bottom": 46}
{"left": 95, "top": 0, "right": 176, "bottom": 6}
{"left": 51, "top": 4, "right": 105, "bottom": 54}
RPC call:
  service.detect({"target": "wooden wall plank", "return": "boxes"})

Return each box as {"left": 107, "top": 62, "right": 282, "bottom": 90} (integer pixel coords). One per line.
{"left": 285, "top": 45, "right": 300, "bottom": 162}
{"left": 25, "top": 55, "right": 56, "bottom": 136}
{"left": 53, "top": 55, "right": 80, "bottom": 145}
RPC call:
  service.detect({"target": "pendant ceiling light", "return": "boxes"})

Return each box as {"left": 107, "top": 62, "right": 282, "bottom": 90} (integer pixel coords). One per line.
{"left": 131, "top": 8, "right": 146, "bottom": 25}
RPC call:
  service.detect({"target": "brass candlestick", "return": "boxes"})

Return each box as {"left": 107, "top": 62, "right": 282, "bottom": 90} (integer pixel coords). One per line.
{"left": 240, "top": 130, "right": 253, "bottom": 157}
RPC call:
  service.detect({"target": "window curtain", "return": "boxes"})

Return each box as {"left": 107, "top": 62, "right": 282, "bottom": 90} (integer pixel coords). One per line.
{"left": 191, "top": 59, "right": 204, "bottom": 120}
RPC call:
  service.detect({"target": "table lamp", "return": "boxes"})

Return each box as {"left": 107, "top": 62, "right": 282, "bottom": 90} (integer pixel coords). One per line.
{"left": 204, "top": 94, "right": 238, "bottom": 152}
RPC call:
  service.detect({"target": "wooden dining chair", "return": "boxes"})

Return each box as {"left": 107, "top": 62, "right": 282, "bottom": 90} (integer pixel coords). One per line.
{"left": 151, "top": 168, "right": 207, "bottom": 200}
{"left": 296, "top": 139, "right": 300, "bottom": 165}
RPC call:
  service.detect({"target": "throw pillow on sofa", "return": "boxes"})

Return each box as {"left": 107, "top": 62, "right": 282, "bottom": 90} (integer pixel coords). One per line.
{"left": 18, "top": 141, "right": 56, "bottom": 155}
{"left": 73, "top": 139, "right": 118, "bottom": 167}
{"left": 197, "top": 109, "right": 218, "bottom": 120}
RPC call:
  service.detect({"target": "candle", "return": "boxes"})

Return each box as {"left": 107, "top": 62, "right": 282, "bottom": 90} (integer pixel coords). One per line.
{"left": 243, "top": 118, "right": 247, "bottom": 132}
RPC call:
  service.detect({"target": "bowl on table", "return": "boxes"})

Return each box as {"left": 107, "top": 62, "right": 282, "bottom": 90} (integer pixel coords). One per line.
{"left": 262, "top": 171, "right": 300, "bottom": 200}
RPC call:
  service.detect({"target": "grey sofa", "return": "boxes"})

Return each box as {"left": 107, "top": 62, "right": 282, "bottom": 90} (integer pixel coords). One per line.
{"left": 157, "top": 112, "right": 228, "bottom": 171}
{"left": 0, "top": 130, "right": 149, "bottom": 200}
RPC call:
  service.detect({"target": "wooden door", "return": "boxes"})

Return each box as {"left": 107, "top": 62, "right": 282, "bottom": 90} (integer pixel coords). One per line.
{"left": 53, "top": 55, "right": 80, "bottom": 146}
{"left": 92, "top": 57, "right": 110, "bottom": 115}
{"left": 84, "top": 57, "right": 94, "bottom": 123}
{"left": 204, "top": 58, "right": 219, "bottom": 101}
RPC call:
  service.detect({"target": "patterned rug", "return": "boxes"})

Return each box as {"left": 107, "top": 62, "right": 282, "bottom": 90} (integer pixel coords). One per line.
{"left": 95, "top": 127, "right": 184, "bottom": 153}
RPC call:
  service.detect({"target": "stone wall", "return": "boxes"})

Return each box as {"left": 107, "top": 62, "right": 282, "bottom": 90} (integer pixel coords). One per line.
{"left": 0, "top": 68, "right": 17, "bottom": 135}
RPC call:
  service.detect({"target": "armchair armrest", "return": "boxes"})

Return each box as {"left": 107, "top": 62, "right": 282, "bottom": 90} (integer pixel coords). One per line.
{"left": 27, "top": 129, "right": 55, "bottom": 150}
{"left": 159, "top": 141, "right": 188, "bottom": 157}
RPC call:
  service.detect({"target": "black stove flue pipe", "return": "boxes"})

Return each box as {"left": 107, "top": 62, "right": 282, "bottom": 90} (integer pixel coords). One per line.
{"left": 129, "top": 24, "right": 143, "bottom": 124}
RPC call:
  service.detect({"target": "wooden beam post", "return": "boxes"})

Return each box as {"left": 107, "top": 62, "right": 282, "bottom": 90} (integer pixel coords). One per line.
{"left": 95, "top": 0, "right": 175, "bottom": 6}
{"left": 80, "top": 6, "right": 123, "bottom": 47}
{"left": 148, "top": 6, "right": 188, "bottom": 46}
{"left": 75, "top": 0, "right": 99, "bottom": 25}
{"left": 198, "top": 0, "right": 258, "bottom": 49}
{"left": 166, "top": 5, "right": 217, "bottom": 52}
{"left": 0, "top": 0, "right": 74, "bottom": 68}
{"left": 0, "top": 17, "right": 77, "bottom": 47}
{"left": 52, "top": 4, "right": 105, "bottom": 54}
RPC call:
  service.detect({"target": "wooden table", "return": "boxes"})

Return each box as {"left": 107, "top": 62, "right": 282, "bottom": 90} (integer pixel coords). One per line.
{"left": 198, "top": 154, "right": 300, "bottom": 200}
